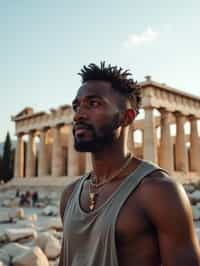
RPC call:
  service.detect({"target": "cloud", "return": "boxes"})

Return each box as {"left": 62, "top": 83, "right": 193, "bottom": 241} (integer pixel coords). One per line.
{"left": 124, "top": 27, "right": 159, "bottom": 47}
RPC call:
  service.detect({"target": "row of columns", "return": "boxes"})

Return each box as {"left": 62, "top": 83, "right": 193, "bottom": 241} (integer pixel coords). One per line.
{"left": 15, "top": 109, "right": 200, "bottom": 178}
{"left": 14, "top": 124, "right": 90, "bottom": 178}
{"left": 142, "top": 107, "right": 200, "bottom": 174}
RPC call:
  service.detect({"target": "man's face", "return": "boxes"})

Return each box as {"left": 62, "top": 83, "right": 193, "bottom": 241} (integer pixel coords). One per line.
{"left": 72, "top": 80, "right": 123, "bottom": 152}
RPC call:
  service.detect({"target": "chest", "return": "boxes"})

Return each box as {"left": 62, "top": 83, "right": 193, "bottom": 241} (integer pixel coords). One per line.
{"left": 79, "top": 180, "right": 150, "bottom": 244}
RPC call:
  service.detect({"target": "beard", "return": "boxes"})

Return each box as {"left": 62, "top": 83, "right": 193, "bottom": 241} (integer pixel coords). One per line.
{"left": 73, "top": 113, "right": 120, "bottom": 152}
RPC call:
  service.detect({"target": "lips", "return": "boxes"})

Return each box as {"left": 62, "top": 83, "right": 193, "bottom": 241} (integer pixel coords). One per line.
{"left": 75, "top": 128, "right": 90, "bottom": 134}
{"left": 73, "top": 123, "right": 93, "bottom": 136}
{"left": 74, "top": 124, "right": 91, "bottom": 131}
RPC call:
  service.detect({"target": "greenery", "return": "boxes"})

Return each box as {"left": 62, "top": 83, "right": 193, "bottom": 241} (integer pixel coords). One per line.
{"left": 0, "top": 155, "right": 2, "bottom": 180}
{"left": 0, "top": 132, "right": 14, "bottom": 183}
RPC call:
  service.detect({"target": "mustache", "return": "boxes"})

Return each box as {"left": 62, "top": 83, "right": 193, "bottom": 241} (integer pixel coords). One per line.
{"left": 73, "top": 122, "right": 94, "bottom": 133}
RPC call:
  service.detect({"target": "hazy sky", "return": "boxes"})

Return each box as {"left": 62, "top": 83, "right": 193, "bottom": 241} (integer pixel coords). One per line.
{"left": 0, "top": 0, "right": 200, "bottom": 141}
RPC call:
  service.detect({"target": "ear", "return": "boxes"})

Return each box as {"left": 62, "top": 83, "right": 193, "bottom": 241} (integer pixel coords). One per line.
{"left": 122, "top": 109, "right": 136, "bottom": 126}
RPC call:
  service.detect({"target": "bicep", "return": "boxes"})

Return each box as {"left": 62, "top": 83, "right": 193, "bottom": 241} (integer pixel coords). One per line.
{"left": 158, "top": 211, "right": 199, "bottom": 266}
{"left": 142, "top": 178, "right": 200, "bottom": 266}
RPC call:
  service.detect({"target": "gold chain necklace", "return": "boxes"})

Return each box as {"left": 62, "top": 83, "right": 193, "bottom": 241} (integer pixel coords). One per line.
{"left": 88, "top": 153, "right": 132, "bottom": 211}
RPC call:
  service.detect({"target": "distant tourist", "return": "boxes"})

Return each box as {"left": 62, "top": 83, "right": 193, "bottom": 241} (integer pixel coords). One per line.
{"left": 25, "top": 190, "right": 32, "bottom": 206}
{"left": 16, "top": 189, "right": 20, "bottom": 197}
{"left": 32, "top": 191, "right": 39, "bottom": 207}
{"left": 19, "top": 193, "right": 25, "bottom": 206}
{"left": 19, "top": 191, "right": 32, "bottom": 206}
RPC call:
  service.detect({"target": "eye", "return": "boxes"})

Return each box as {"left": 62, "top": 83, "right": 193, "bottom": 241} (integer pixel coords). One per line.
{"left": 72, "top": 104, "right": 78, "bottom": 112}
{"left": 89, "top": 100, "right": 101, "bottom": 107}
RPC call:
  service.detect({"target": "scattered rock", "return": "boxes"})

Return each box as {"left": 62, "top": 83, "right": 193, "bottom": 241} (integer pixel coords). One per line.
{"left": 192, "top": 206, "right": 200, "bottom": 221}
{"left": 0, "top": 214, "right": 9, "bottom": 223}
{"left": 48, "top": 192, "right": 59, "bottom": 201}
{"left": 36, "top": 232, "right": 61, "bottom": 259}
{"left": 196, "top": 228, "right": 200, "bottom": 241}
{"left": 12, "top": 246, "right": 49, "bottom": 266}
{"left": 2, "top": 199, "right": 18, "bottom": 208}
{"left": 42, "top": 218, "right": 62, "bottom": 231}
{"left": 0, "top": 189, "right": 63, "bottom": 265}
{"left": 0, "top": 233, "right": 9, "bottom": 245}
{"left": 195, "top": 220, "right": 200, "bottom": 229}
{"left": 2, "top": 200, "right": 11, "bottom": 208}
{"left": 38, "top": 192, "right": 49, "bottom": 203}
{"left": 16, "top": 220, "right": 36, "bottom": 229}
{"left": 42, "top": 206, "right": 58, "bottom": 217}
{"left": 49, "top": 259, "right": 59, "bottom": 266}
{"left": 2, "top": 243, "right": 29, "bottom": 260}
{"left": 184, "top": 184, "right": 195, "bottom": 193}
{"left": 26, "top": 214, "right": 38, "bottom": 222}
{"left": 15, "top": 208, "right": 25, "bottom": 219}
{"left": 0, "top": 249, "right": 10, "bottom": 265}
{"left": 52, "top": 231, "right": 62, "bottom": 240}
{"left": 35, "top": 202, "right": 46, "bottom": 208}
{"left": 7, "top": 208, "right": 25, "bottom": 221}
{"left": 5, "top": 228, "right": 37, "bottom": 242}
{"left": 189, "top": 191, "right": 200, "bottom": 204}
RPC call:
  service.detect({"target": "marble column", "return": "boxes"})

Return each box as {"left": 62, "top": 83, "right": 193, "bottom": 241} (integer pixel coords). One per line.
{"left": 159, "top": 109, "right": 173, "bottom": 172}
{"left": 143, "top": 107, "right": 157, "bottom": 163}
{"left": 127, "top": 123, "right": 135, "bottom": 152}
{"left": 14, "top": 134, "right": 24, "bottom": 177}
{"left": 26, "top": 131, "right": 36, "bottom": 177}
{"left": 38, "top": 128, "right": 49, "bottom": 177}
{"left": 189, "top": 116, "right": 200, "bottom": 174}
{"left": 67, "top": 124, "right": 82, "bottom": 176}
{"left": 175, "top": 112, "right": 188, "bottom": 173}
{"left": 52, "top": 125, "right": 64, "bottom": 177}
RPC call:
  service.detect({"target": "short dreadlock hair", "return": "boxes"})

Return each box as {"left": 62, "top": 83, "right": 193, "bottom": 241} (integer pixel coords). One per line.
{"left": 78, "top": 62, "right": 141, "bottom": 115}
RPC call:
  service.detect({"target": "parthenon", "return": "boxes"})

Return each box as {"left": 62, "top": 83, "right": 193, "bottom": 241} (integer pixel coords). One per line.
{"left": 12, "top": 77, "right": 200, "bottom": 182}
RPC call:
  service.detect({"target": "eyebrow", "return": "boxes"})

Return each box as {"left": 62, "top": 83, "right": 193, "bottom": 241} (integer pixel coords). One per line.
{"left": 72, "top": 95, "right": 104, "bottom": 105}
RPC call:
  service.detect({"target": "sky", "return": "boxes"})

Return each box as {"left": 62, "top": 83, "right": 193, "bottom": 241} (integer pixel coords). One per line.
{"left": 0, "top": 0, "right": 200, "bottom": 141}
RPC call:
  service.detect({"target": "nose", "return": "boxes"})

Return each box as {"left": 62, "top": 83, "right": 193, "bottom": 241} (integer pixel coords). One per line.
{"left": 73, "top": 105, "right": 88, "bottom": 122}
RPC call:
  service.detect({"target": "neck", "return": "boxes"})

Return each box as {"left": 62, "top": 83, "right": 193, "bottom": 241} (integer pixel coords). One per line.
{"left": 90, "top": 136, "right": 130, "bottom": 183}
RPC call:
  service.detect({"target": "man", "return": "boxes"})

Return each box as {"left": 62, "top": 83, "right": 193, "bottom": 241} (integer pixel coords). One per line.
{"left": 59, "top": 62, "right": 200, "bottom": 266}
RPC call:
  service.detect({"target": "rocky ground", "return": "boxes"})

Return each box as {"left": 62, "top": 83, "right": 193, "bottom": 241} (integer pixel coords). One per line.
{"left": 184, "top": 183, "right": 200, "bottom": 238}
{"left": 0, "top": 182, "right": 199, "bottom": 266}
{"left": 0, "top": 189, "right": 62, "bottom": 266}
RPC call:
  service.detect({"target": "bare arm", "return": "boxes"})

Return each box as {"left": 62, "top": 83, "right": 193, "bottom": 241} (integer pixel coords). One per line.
{"left": 141, "top": 172, "right": 200, "bottom": 266}
{"left": 58, "top": 180, "right": 79, "bottom": 266}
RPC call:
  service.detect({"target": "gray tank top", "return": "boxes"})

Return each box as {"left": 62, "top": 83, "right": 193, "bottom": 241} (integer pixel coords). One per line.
{"left": 62, "top": 160, "right": 164, "bottom": 266}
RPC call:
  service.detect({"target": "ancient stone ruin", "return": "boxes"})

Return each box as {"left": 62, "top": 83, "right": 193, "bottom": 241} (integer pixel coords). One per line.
{"left": 12, "top": 77, "right": 200, "bottom": 183}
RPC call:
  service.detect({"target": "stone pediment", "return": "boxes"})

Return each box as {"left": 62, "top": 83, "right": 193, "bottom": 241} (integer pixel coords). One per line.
{"left": 12, "top": 107, "right": 34, "bottom": 120}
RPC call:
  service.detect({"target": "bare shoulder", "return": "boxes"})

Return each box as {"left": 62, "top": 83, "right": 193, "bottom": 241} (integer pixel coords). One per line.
{"left": 138, "top": 169, "right": 192, "bottom": 220}
{"left": 140, "top": 169, "right": 186, "bottom": 196}
{"left": 60, "top": 178, "right": 80, "bottom": 223}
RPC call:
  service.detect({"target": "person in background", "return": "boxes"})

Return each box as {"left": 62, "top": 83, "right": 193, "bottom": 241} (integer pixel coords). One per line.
{"left": 32, "top": 191, "right": 39, "bottom": 207}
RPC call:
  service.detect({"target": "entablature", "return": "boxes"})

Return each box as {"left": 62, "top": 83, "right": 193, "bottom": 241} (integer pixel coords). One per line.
{"left": 14, "top": 106, "right": 74, "bottom": 135}
{"left": 140, "top": 81, "right": 200, "bottom": 117}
